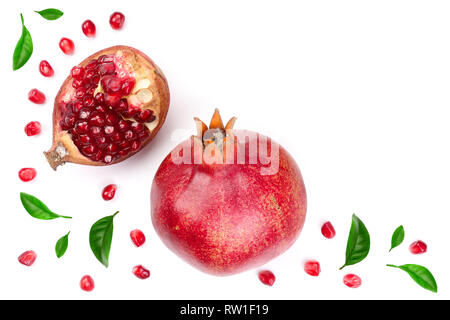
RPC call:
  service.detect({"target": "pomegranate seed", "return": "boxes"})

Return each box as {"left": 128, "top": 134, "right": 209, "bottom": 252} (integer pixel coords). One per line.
{"left": 102, "top": 184, "right": 117, "bottom": 201}
{"left": 121, "top": 78, "right": 135, "bottom": 95}
{"left": 130, "top": 229, "right": 146, "bottom": 247}
{"left": 59, "top": 37, "right": 75, "bottom": 55}
{"left": 258, "top": 270, "right": 275, "bottom": 286}
{"left": 80, "top": 275, "right": 95, "bottom": 292}
{"left": 24, "top": 121, "right": 41, "bottom": 136}
{"left": 343, "top": 274, "right": 362, "bottom": 288}
{"left": 39, "top": 60, "right": 54, "bottom": 77}
{"left": 28, "top": 89, "right": 46, "bottom": 104}
{"left": 18, "top": 250, "right": 37, "bottom": 266}
{"left": 82, "top": 20, "right": 96, "bottom": 37}
{"left": 304, "top": 260, "right": 321, "bottom": 277}
{"left": 110, "top": 12, "right": 125, "bottom": 30}
{"left": 409, "top": 240, "right": 427, "bottom": 254}
{"left": 132, "top": 265, "right": 150, "bottom": 279}
{"left": 321, "top": 221, "right": 336, "bottom": 239}
{"left": 71, "top": 66, "right": 85, "bottom": 79}
{"left": 18, "top": 168, "right": 37, "bottom": 182}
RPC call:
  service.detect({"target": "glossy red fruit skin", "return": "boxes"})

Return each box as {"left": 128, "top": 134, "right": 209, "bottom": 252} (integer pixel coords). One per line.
{"left": 110, "top": 12, "right": 125, "bottom": 30}
{"left": 132, "top": 265, "right": 150, "bottom": 279}
{"left": 130, "top": 229, "right": 146, "bottom": 247}
{"left": 18, "top": 250, "right": 37, "bottom": 266}
{"left": 258, "top": 270, "right": 275, "bottom": 286}
{"left": 409, "top": 240, "right": 427, "bottom": 254}
{"left": 28, "top": 89, "right": 46, "bottom": 104}
{"left": 304, "top": 260, "right": 321, "bottom": 276}
{"left": 25, "top": 121, "right": 41, "bottom": 136}
{"left": 151, "top": 131, "right": 307, "bottom": 276}
{"left": 102, "top": 184, "right": 117, "bottom": 200}
{"left": 321, "top": 221, "right": 336, "bottom": 239}
{"left": 19, "top": 168, "right": 37, "bottom": 182}
{"left": 59, "top": 38, "right": 75, "bottom": 55}
{"left": 343, "top": 274, "right": 361, "bottom": 288}
{"left": 82, "top": 20, "right": 96, "bottom": 37}
{"left": 80, "top": 275, "right": 95, "bottom": 292}
{"left": 39, "top": 60, "right": 54, "bottom": 77}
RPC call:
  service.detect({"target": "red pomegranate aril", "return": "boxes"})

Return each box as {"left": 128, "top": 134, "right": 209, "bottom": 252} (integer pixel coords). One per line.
{"left": 117, "top": 99, "right": 129, "bottom": 112}
{"left": 98, "top": 55, "right": 114, "bottom": 63}
{"left": 95, "top": 92, "right": 105, "bottom": 104}
{"left": 118, "top": 119, "right": 130, "bottom": 132}
{"left": 132, "top": 265, "right": 150, "bottom": 279}
{"left": 110, "top": 132, "right": 123, "bottom": 142}
{"left": 81, "top": 144, "right": 97, "bottom": 156}
{"left": 110, "top": 12, "right": 125, "bottom": 30}
{"left": 82, "top": 20, "right": 96, "bottom": 37}
{"left": 104, "top": 93, "right": 121, "bottom": 107}
{"left": 321, "top": 221, "right": 336, "bottom": 239}
{"left": 78, "top": 134, "right": 92, "bottom": 145}
{"left": 135, "top": 109, "right": 155, "bottom": 123}
{"left": 80, "top": 275, "right": 95, "bottom": 292}
{"left": 90, "top": 126, "right": 102, "bottom": 137}
{"left": 103, "top": 155, "right": 113, "bottom": 164}
{"left": 102, "top": 184, "right": 117, "bottom": 200}
{"left": 72, "top": 79, "right": 84, "bottom": 89}
{"left": 18, "top": 250, "right": 37, "bottom": 266}
{"left": 73, "top": 101, "right": 84, "bottom": 113}
{"left": 75, "top": 88, "right": 86, "bottom": 99}
{"left": 409, "top": 240, "right": 427, "bottom": 254}
{"left": 118, "top": 140, "right": 131, "bottom": 150}
{"left": 104, "top": 126, "right": 116, "bottom": 136}
{"left": 124, "top": 130, "right": 135, "bottom": 140}
{"left": 83, "top": 96, "right": 95, "bottom": 107}
{"left": 92, "top": 74, "right": 101, "bottom": 85}
{"left": 74, "top": 121, "right": 89, "bottom": 134}
{"left": 39, "top": 60, "right": 54, "bottom": 77}
{"left": 343, "top": 274, "right": 362, "bottom": 288}
{"left": 79, "top": 108, "right": 92, "bottom": 120}
{"left": 130, "top": 229, "right": 146, "bottom": 247}
{"left": 96, "top": 136, "right": 107, "bottom": 147}
{"left": 119, "top": 149, "right": 130, "bottom": 157}
{"left": 63, "top": 114, "right": 76, "bottom": 129}
{"left": 105, "top": 111, "right": 119, "bottom": 125}
{"left": 138, "top": 130, "right": 150, "bottom": 141}
{"left": 131, "top": 140, "right": 141, "bottom": 151}
{"left": 19, "top": 168, "right": 37, "bottom": 182}
{"left": 89, "top": 114, "right": 105, "bottom": 127}
{"left": 121, "top": 78, "right": 135, "bottom": 95}
{"left": 84, "top": 69, "right": 96, "bottom": 81}
{"left": 131, "top": 122, "right": 145, "bottom": 133}
{"left": 85, "top": 59, "right": 98, "bottom": 70}
{"left": 258, "top": 270, "right": 275, "bottom": 286}
{"left": 28, "top": 89, "right": 46, "bottom": 104}
{"left": 304, "top": 260, "right": 321, "bottom": 277}
{"left": 91, "top": 150, "right": 104, "bottom": 162}
{"left": 59, "top": 38, "right": 75, "bottom": 55}
{"left": 25, "top": 121, "right": 41, "bottom": 136}
{"left": 71, "top": 66, "right": 85, "bottom": 79}
{"left": 99, "top": 63, "right": 116, "bottom": 76}
{"left": 105, "top": 143, "right": 119, "bottom": 154}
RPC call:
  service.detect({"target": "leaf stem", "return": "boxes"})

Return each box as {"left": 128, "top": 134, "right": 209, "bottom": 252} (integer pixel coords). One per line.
{"left": 386, "top": 264, "right": 398, "bottom": 268}
{"left": 339, "top": 265, "right": 346, "bottom": 270}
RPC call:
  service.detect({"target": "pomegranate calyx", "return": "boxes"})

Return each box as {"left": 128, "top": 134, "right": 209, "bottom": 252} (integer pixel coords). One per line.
{"left": 44, "top": 142, "right": 69, "bottom": 170}
{"left": 194, "top": 109, "right": 237, "bottom": 145}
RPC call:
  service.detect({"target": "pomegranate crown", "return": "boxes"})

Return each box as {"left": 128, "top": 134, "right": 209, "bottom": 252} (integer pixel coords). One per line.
{"left": 194, "top": 109, "right": 236, "bottom": 147}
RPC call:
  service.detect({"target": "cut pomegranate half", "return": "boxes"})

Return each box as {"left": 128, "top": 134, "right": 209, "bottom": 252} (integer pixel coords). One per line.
{"left": 44, "top": 46, "right": 170, "bottom": 170}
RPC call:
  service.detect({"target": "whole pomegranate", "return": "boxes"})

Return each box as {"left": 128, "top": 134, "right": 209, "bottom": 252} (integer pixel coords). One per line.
{"left": 151, "top": 110, "right": 306, "bottom": 275}
{"left": 45, "top": 46, "right": 170, "bottom": 170}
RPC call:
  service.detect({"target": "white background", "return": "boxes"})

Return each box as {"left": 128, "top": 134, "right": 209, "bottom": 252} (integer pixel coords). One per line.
{"left": 1, "top": 0, "right": 449, "bottom": 300}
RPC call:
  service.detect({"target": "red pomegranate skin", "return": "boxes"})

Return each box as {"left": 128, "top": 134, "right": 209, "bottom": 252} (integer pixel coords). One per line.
{"left": 151, "top": 130, "right": 306, "bottom": 276}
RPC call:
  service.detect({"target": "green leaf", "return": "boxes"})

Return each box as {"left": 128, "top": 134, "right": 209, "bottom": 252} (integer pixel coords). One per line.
{"left": 20, "top": 193, "right": 72, "bottom": 220}
{"left": 389, "top": 225, "right": 405, "bottom": 252}
{"left": 340, "top": 214, "right": 370, "bottom": 270}
{"left": 387, "top": 264, "right": 438, "bottom": 293}
{"left": 34, "top": 8, "right": 64, "bottom": 20}
{"left": 55, "top": 232, "right": 70, "bottom": 258}
{"left": 13, "top": 14, "right": 33, "bottom": 71}
{"left": 89, "top": 212, "right": 119, "bottom": 268}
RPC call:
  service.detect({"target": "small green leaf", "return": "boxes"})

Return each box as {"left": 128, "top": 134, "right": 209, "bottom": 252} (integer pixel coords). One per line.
{"left": 89, "top": 212, "right": 118, "bottom": 268}
{"left": 34, "top": 8, "right": 64, "bottom": 20}
{"left": 13, "top": 14, "right": 33, "bottom": 71}
{"left": 55, "top": 232, "right": 70, "bottom": 258}
{"left": 340, "top": 214, "right": 370, "bottom": 270}
{"left": 387, "top": 264, "right": 437, "bottom": 293}
{"left": 389, "top": 225, "right": 405, "bottom": 252}
{"left": 20, "top": 193, "right": 72, "bottom": 220}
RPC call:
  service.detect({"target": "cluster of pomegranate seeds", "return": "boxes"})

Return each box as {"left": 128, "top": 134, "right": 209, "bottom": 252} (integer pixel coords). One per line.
{"left": 409, "top": 240, "right": 427, "bottom": 254}
{"left": 59, "top": 38, "right": 75, "bottom": 55}
{"left": 130, "top": 229, "right": 146, "bottom": 247}
{"left": 59, "top": 55, "right": 154, "bottom": 164}
{"left": 321, "top": 221, "right": 336, "bottom": 239}
{"left": 343, "top": 274, "right": 362, "bottom": 288}
{"left": 109, "top": 12, "right": 125, "bottom": 30}
{"left": 39, "top": 60, "right": 54, "bottom": 77}
{"left": 82, "top": 20, "right": 96, "bottom": 37}
{"left": 80, "top": 275, "right": 95, "bottom": 292}
{"left": 258, "top": 270, "right": 276, "bottom": 286}
{"left": 25, "top": 121, "right": 41, "bottom": 136}
{"left": 18, "top": 250, "right": 37, "bottom": 266}
{"left": 102, "top": 184, "right": 117, "bottom": 200}
{"left": 132, "top": 265, "right": 151, "bottom": 279}
{"left": 304, "top": 260, "right": 321, "bottom": 277}
{"left": 28, "top": 89, "right": 46, "bottom": 104}
{"left": 19, "top": 168, "right": 37, "bottom": 182}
